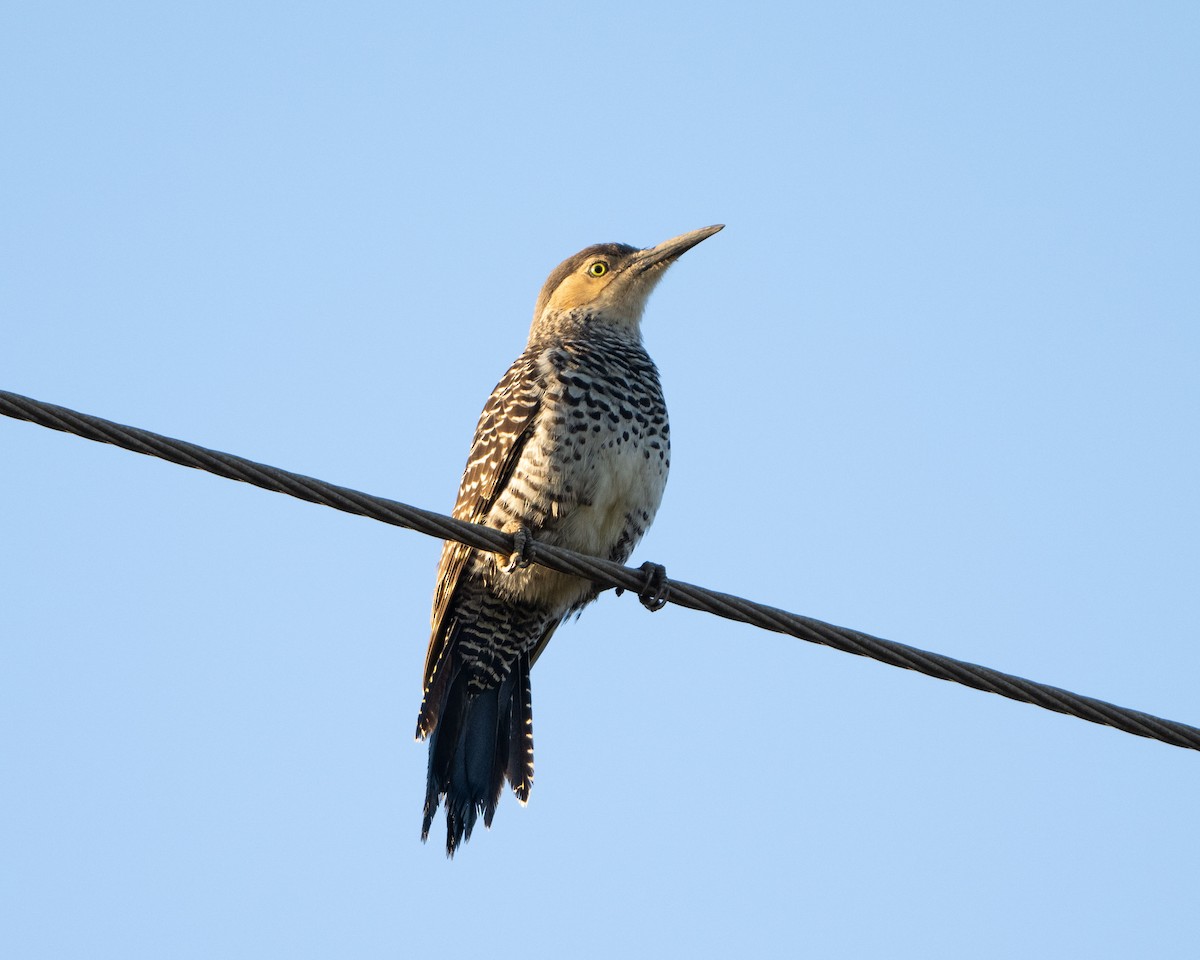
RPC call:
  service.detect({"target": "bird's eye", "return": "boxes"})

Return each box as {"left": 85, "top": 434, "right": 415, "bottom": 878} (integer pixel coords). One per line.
{"left": 587, "top": 261, "right": 608, "bottom": 278}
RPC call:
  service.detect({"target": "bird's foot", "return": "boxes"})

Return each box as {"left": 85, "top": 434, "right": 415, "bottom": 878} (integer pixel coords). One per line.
{"left": 635, "top": 561, "right": 670, "bottom": 612}
{"left": 502, "top": 525, "right": 536, "bottom": 573}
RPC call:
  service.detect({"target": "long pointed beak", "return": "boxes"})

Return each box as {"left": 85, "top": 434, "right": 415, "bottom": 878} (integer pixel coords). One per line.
{"left": 631, "top": 224, "right": 724, "bottom": 274}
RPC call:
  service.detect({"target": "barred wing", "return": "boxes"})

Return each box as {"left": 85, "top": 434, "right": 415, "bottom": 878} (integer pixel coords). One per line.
{"left": 417, "top": 350, "right": 543, "bottom": 722}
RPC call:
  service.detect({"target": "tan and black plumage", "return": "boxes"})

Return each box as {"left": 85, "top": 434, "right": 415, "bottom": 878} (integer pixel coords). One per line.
{"left": 417, "top": 225, "right": 723, "bottom": 855}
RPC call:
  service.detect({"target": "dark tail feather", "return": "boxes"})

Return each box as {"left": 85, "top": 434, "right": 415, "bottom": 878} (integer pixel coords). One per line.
{"left": 506, "top": 654, "right": 534, "bottom": 805}
{"left": 419, "top": 658, "right": 532, "bottom": 856}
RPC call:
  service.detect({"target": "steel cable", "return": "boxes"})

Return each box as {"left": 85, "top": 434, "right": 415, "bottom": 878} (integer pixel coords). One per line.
{"left": 3, "top": 387, "right": 1197, "bottom": 752}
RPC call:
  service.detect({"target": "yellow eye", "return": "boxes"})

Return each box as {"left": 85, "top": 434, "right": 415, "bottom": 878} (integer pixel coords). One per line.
{"left": 587, "top": 261, "right": 608, "bottom": 278}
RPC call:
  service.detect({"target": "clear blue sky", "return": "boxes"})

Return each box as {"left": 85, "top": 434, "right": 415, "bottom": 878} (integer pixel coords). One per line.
{"left": 2, "top": 3, "right": 1198, "bottom": 957}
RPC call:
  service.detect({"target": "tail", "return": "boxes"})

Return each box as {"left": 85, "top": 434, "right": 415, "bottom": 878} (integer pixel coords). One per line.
{"left": 418, "top": 652, "right": 534, "bottom": 856}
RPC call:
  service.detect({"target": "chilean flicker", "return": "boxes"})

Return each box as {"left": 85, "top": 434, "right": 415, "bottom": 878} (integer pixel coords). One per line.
{"left": 416, "top": 224, "right": 723, "bottom": 855}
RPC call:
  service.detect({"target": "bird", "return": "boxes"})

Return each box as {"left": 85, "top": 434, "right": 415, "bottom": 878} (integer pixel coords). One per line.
{"left": 416, "top": 224, "right": 723, "bottom": 855}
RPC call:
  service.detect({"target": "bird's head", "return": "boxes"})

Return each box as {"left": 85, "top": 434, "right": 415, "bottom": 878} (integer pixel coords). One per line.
{"left": 530, "top": 224, "right": 723, "bottom": 339}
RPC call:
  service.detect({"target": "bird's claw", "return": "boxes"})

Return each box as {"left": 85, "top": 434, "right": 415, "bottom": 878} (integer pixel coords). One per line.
{"left": 502, "top": 526, "right": 535, "bottom": 573}
{"left": 635, "top": 561, "right": 669, "bottom": 612}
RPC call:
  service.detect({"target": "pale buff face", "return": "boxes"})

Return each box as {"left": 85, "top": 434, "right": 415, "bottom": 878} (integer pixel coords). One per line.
{"left": 541, "top": 253, "right": 658, "bottom": 326}
{"left": 530, "top": 226, "right": 723, "bottom": 338}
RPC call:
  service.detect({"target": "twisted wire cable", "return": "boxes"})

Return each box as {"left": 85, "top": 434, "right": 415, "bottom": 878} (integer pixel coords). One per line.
{"left": 3, "top": 387, "right": 1197, "bottom": 753}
